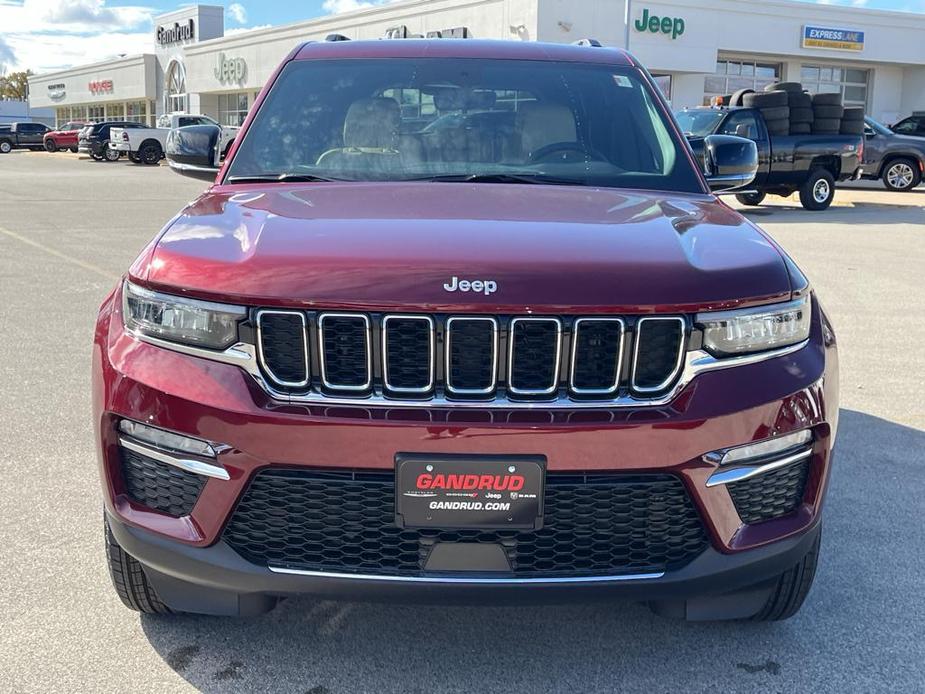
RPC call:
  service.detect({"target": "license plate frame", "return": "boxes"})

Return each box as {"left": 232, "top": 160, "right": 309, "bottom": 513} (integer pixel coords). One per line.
{"left": 394, "top": 453, "right": 545, "bottom": 530}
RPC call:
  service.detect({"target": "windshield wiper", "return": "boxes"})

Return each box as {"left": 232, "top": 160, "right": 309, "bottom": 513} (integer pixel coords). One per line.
{"left": 408, "top": 173, "right": 581, "bottom": 186}
{"left": 226, "top": 173, "right": 344, "bottom": 183}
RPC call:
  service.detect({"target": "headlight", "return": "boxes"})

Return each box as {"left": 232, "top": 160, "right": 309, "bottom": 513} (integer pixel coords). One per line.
{"left": 122, "top": 280, "right": 245, "bottom": 349}
{"left": 696, "top": 296, "right": 810, "bottom": 357}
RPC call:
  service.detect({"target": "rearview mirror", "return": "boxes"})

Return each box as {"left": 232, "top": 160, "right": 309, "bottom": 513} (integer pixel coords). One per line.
{"left": 700, "top": 134, "right": 758, "bottom": 192}
{"left": 166, "top": 124, "right": 221, "bottom": 181}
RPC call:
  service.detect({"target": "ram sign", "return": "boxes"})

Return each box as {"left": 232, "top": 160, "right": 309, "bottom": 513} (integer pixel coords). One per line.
{"left": 802, "top": 26, "right": 865, "bottom": 51}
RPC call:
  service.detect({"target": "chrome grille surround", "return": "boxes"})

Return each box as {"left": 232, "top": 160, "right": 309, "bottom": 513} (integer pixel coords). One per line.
{"left": 318, "top": 312, "right": 372, "bottom": 392}
{"left": 507, "top": 317, "right": 563, "bottom": 396}
{"left": 382, "top": 314, "right": 435, "bottom": 394}
{"left": 129, "top": 311, "right": 810, "bottom": 409}
{"left": 569, "top": 317, "right": 625, "bottom": 396}
{"left": 631, "top": 316, "right": 686, "bottom": 393}
{"left": 255, "top": 309, "right": 310, "bottom": 388}
{"left": 444, "top": 316, "right": 499, "bottom": 396}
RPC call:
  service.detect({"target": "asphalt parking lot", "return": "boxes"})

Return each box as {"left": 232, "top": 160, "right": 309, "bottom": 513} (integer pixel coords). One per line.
{"left": 0, "top": 150, "right": 923, "bottom": 693}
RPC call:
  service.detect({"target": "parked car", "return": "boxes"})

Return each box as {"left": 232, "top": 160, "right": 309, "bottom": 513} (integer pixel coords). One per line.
{"left": 675, "top": 106, "right": 862, "bottom": 210}
{"left": 43, "top": 121, "right": 90, "bottom": 153}
{"left": 860, "top": 117, "right": 925, "bottom": 191}
{"left": 110, "top": 114, "right": 238, "bottom": 165}
{"left": 77, "top": 121, "right": 145, "bottom": 161}
{"left": 98, "top": 37, "right": 837, "bottom": 622}
{"left": 890, "top": 114, "right": 925, "bottom": 138}
{"left": 0, "top": 122, "right": 51, "bottom": 153}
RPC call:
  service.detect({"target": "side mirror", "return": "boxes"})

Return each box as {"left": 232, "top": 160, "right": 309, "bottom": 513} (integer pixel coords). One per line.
{"left": 701, "top": 134, "right": 758, "bottom": 192}
{"left": 166, "top": 124, "right": 221, "bottom": 181}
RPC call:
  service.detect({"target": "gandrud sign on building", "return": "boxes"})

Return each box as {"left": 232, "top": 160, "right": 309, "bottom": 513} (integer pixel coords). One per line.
{"left": 157, "top": 18, "right": 195, "bottom": 46}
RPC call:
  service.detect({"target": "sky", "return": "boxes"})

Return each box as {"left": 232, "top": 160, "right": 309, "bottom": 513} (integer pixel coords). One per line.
{"left": 0, "top": 0, "right": 923, "bottom": 75}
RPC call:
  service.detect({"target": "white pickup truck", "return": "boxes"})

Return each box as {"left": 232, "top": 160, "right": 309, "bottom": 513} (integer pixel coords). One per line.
{"left": 110, "top": 114, "right": 238, "bottom": 165}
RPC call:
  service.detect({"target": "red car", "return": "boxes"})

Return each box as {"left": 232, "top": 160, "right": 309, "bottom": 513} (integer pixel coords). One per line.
{"left": 94, "top": 38, "right": 838, "bottom": 621}
{"left": 43, "top": 121, "right": 89, "bottom": 152}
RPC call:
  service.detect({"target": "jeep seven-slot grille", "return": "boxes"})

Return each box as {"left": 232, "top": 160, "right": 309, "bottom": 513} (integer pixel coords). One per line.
{"left": 222, "top": 469, "right": 708, "bottom": 577}
{"left": 255, "top": 312, "right": 686, "bottom": 401}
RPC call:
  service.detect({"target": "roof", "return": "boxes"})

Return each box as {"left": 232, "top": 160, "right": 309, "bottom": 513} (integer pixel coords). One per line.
{"left": 293, "top": 39, "right": 635, "bottom": 66}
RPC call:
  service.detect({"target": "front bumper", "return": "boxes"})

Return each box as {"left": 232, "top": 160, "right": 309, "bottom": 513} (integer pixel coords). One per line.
{"left": 107, "top": 508, "right": 822, "bottom": 616}
{"left": 93, "top": 286, "right": 839, "bottom": 607}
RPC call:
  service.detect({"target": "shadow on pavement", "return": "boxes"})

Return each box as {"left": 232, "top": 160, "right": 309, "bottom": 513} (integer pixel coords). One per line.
{"left": 736, "top": 199, "right": 925, "bottom": 224}
{"left": 139, "top": 409, "right": 924, "bottom": 693}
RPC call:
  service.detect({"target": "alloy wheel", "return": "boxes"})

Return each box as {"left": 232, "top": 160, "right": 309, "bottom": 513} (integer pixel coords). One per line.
{"left": 887, "top": 163, "right": 915, "bottom": 190}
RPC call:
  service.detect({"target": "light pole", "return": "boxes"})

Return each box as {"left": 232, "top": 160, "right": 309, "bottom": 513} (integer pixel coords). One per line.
{"left": 624, "top": 0, "right": 632, "bottom": 50}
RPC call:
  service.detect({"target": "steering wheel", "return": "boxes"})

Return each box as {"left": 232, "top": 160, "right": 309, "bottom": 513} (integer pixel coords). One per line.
{"left": 529, "top": 141, "right": 604, "bottom": 163}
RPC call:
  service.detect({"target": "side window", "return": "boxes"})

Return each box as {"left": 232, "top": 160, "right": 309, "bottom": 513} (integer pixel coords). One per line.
{"left": 177, "top": 117, "right": 192, "bottom": 128}
{"left": 892, "top": 120, "right": 917, "bottom": 134}
{"left": 720, "top": 111, "right": 761, "bottom": 140}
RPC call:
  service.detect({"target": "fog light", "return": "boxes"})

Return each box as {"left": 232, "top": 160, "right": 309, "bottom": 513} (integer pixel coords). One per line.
{"left": 118, "top": 420, "right": 216, "bottom": 458}
{"left": 709, "top": 429, "right": 812, "bottom": 466}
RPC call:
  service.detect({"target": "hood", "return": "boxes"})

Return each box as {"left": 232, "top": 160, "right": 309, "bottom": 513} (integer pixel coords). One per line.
{"left": 136, "top": 183, "right": 792, "bottom": 313}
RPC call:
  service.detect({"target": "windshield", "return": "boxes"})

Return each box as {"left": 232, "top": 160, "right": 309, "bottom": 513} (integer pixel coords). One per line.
{"left": 864, "top": 117, "right": 892, "bottom": 136}
{"left": 226, "top": 58, "right": 701, "bottom": 193}
{"left": 673, "top": 109, "right": 725, "bottom": 137}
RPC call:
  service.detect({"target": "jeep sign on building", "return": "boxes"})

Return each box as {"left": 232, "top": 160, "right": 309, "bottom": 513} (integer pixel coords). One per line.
{"left": 28, "top": 0, "right": 925, "bottom": 128}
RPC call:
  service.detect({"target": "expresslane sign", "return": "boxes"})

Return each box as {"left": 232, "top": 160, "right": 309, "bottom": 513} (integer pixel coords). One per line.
{"left": 802, "top": 26, "right": 864, "bottom": 51}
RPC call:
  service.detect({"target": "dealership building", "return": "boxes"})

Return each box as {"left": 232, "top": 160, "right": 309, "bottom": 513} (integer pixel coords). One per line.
{"left": 28, "top": 0, "right": 925, "bottom": 128}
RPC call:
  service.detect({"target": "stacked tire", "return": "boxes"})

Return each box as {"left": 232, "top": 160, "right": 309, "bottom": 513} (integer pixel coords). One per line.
{"left": 840, "top": 106, "right": 865, "bottom": 135}
{"left": 742, "top": 90, "right": 789, "bottom": 136}
{"left": 764, "top": 83, "right": 813, "bottom": 135}
{"left": 811, "top": 93, "right": 844, "bottom": 135}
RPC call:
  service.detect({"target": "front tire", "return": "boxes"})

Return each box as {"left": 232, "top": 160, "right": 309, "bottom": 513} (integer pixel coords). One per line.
{"left": 104, "top": 518, "right": 173, "bottom": 614}
{"left": 751, "top": 528, "right": 821, "bottom": 621}
{"left": 103, "top": 143, "right": 120, "bottom": 162}
{"left": 0, "top": 140, "right": 11, "bottom": 154}
{"left": 882, "top": 158, "right": 921, "bottom": 192}
{"left": 735, "top": 192, "right": 766, "bottom": 206}
{"left": 799, "top": 169, "right": 836, "bottom": 210}
{"left": 44, "top": 139, "right": 58, "bottom": 153}
{"left": 69, "top": 146, "right": 78, "bottom": 153}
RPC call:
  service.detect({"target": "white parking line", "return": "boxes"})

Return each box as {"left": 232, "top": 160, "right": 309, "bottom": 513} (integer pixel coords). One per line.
{"left": 0, "top": 224, "right": 119, "bottom": 281}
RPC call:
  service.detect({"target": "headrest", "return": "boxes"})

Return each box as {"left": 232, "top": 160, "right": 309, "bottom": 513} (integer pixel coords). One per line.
{"left": 516, "top": 102, "right": 577, "bottom": 155}
{"left": 344, "top": 97, "right": 400, "bottom": 149}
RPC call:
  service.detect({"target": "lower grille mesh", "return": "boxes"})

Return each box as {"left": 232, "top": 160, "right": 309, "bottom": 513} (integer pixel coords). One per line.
{"left": 727, "top": 459, "right": 809, "bottom": 524}
{"left": 120, "top": 447, "right": 205, "bottom": 517}
{"left": 223, "top": 469, "right": 708, "bottom": 577}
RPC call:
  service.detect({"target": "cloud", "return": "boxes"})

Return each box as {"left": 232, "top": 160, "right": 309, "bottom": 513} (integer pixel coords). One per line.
{"left": 322, "top": 0, "right": 379, "bottom": 13}
{"left": 0, "top": 35, "right": 15, "bottom": 71}
{"left": 224, "top": 23, "right": 272, "bottom": 36}
{"left": 0, "top": 0, "right": 152, "bottom": 33}
{"left": 227, "top": 2, "right": 247, "bottom": 25}
{"left": 7, "top": 30, "right": 152, "bottom": 73}
{"left": 0, "top": 0, "right": 154, "bottom": 72}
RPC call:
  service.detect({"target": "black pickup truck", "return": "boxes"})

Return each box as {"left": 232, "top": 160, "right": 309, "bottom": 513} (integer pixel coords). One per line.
{"left": 675, "top": 107, "right": 862, "bottom": 210}
{"left": 0, "top": 122, "right": 51, "bottom": 154}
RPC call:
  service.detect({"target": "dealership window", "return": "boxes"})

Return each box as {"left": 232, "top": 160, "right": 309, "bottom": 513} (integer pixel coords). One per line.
{"left": 165, "top": 60, "right": 188, "bottom": 114}
{"left": 651, "top": 75, "right": 672, "bottom": 103}
{"left": 218, "top": 92, "right": 250, "bottom": 126}
{"left": 704, "top": 58, "right": 781, "bottom": 105}
{"left": 125, "top": 101, "right": 147, "bottom": 124}
{"left": 87, "top": 104, "right": 104, "bottom": 121}
{"left": 800, "top": 64, "right": 869, "bottom": 108}
{"left": 105, "top": 103, "right": 123, "bottom": 120}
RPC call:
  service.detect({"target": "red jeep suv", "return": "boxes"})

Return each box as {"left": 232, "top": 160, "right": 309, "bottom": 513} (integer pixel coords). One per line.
{"left": 94, "top": 39, "right": 838, "bottom": 621}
